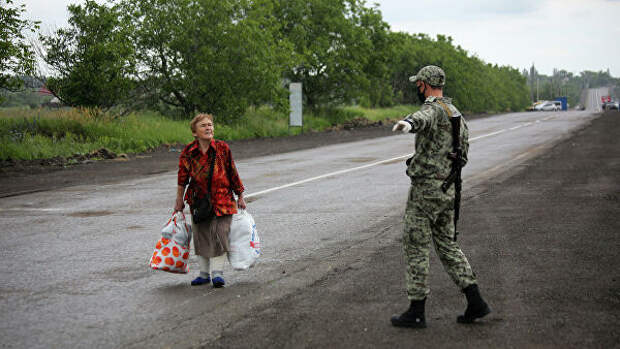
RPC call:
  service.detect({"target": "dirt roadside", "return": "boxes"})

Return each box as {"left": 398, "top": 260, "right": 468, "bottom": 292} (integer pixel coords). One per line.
{"left": 209, "top": 111, "right": 620, "bottom": 348}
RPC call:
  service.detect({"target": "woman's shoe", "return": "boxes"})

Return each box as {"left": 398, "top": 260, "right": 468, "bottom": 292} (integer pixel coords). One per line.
{"left": 212, "top": 276, "right": 225, "bottom": 288}
{"left": 191, "top": 276, "right": 211, "bottom": 286}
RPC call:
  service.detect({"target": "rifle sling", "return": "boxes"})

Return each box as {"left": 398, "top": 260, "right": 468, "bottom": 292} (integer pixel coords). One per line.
{"left": 436, "top": 100, "right": 462, "bottom": 242}
{"left": 436, "top": 100, "right": 460, "bottom": 190}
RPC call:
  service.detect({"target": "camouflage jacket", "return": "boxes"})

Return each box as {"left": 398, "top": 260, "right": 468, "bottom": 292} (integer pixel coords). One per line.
{"left": 402, "top": 96, "right": 469, "bottom": 181}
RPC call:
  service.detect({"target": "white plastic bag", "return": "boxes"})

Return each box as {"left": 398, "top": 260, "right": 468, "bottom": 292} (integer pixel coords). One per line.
{"left": 150, "top": 212, "right": 192, "bottom": 274}
{"left": 150, "top": 237, "right": 191, "bottom": 273}
{"left": 228, "top": 209, "right": 260, "bottom": 270}
{"left": 161, "top": 212, "right": 192, "bottom": 246}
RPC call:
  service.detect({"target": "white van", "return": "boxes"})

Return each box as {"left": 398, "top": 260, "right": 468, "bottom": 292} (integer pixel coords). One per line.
{"left": 534, "top": 101, "right": 558, "bottom": 111}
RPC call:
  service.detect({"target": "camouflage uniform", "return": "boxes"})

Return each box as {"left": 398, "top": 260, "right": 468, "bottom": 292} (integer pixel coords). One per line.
{"left": 401, "top": 66, "right": 477, "bottom": 301}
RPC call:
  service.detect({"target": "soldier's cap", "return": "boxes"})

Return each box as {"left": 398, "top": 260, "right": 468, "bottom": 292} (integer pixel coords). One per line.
{"left": 409, "top": 65, "right": 446, "bottom": 87}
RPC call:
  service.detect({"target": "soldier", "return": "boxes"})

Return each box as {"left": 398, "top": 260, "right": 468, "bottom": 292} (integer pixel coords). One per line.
{"left": 390, "top": 65, "right": 490, "bottom": 328}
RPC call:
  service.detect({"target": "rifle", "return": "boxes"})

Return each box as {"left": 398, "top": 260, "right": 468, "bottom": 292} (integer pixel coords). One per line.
{"left": 440, "top": 114, "right": 464, "bottom": 242}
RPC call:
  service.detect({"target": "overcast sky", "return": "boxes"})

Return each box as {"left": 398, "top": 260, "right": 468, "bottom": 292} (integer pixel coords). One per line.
{"left": 15, "top": 0, "right": 620, "bottom": 77}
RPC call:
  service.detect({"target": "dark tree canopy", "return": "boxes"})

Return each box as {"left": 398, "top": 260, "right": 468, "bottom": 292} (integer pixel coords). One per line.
{"left": 0, "top": 0, "right": 39, "bottom": 100}
{"left": 40, "top": 0, "right": 136, "bottom": 110}
{"left": 33, "top": 0, "right": 548, "bottom": 116}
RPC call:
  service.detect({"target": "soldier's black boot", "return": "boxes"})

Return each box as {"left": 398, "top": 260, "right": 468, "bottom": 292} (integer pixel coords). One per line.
{"left": 391, "top": 298, "right": 426, "bottom": 328}
{"left": 457, "top": 284, "right": 491, "bottom": 323}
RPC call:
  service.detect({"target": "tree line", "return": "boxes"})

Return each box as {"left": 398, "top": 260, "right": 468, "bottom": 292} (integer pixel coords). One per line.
{"left": 3, "top": 0, "right": 588, "bottom": 120}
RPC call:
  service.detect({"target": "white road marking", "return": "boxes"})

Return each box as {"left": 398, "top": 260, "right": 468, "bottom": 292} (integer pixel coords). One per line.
{"left": 245, "top": 115, "right": 553, "bottom": 198}
{"left": 469, "top": 129, "right": 506, "bottom": 141}
{"left": 246, "top": 153, "right": 411, "bottom": 198}
{"left": 0, "top": 115, "right": 560, "bottom": 208}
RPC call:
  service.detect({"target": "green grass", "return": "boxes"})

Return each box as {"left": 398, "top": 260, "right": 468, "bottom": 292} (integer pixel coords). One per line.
{"left": 340, "top": 105, "right": 416, "bottom": 122}
{"left": 0, "top": 104, "right": 418, "bottom": 161}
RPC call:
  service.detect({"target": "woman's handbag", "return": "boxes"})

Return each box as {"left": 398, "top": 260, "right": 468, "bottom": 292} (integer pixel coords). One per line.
{"left": 191, "top": 191, "right": 214, "bottom": 223}
{"left": 190, "top": 147, "right": 216, "bottom": 224}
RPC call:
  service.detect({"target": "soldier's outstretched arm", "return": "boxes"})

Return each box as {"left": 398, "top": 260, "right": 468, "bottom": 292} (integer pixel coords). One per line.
{"left": 392, "top": 104, "right": 437, "bottom": 134}
{"left": 392, "top": 120, "right": 412, "bottom": 133}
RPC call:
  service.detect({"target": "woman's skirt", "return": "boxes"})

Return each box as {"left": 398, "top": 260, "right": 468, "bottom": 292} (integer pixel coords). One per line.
{"left": 192, "top": 214, "right": 232, "bottom": 258}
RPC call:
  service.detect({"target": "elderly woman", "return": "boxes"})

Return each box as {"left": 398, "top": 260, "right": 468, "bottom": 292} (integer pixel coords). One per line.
{"left": 174, "top": 113, "right": 246, "bottom": 287}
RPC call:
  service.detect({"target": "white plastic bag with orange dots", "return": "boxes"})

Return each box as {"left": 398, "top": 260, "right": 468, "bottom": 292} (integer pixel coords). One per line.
{"left": 160, "top": 212, "right": 192, "bottom": 246}
{"left": 150, "top": 237, "right": 191, "bottom": 273}
{"left": 228, "top": 209, "right": 260, "bottom": 270}
{"left": 150, "top": 212, "right": 192, "bottom": 274}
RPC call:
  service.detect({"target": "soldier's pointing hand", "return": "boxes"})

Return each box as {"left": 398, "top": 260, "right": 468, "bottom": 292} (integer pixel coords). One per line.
{"left": 392, "top": 120, "right": 412, "bottom": 133}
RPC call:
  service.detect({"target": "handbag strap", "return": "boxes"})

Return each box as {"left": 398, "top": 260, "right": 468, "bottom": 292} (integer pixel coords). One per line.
{"left": 190, "top": 145, "right": 216, "bottom": 197}
{"left": 205, "top": 146, "right": 216, "bottom": 195}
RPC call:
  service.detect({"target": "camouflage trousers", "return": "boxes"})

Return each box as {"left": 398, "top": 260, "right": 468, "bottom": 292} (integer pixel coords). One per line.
{"left": 403, "top": 180, "right": 477, "bottom": 300}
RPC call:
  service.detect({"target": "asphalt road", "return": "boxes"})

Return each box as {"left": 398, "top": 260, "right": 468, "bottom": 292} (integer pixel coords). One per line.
{"left": 0, "top": 89, "right": 615, "bottom": 348}
{"left": 213, "top": 109, "right": 620, "bottom": 349}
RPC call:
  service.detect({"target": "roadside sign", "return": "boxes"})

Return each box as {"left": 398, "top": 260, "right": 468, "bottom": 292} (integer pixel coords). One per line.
{"left": 289, "top": 83, "right": 302, "bottom": 127}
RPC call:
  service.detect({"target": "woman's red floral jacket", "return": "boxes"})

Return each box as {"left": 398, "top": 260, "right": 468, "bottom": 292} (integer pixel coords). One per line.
{"left": 178, "top": 139, "right": 244, "bottom": 216}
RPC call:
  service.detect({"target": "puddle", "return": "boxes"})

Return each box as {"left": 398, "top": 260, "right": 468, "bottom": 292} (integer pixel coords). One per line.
{"left": 347, "top": 157, "right": 377, "bottom": 163}
{"left": 245, "top": 196, "right": 260, "bottom": 203}
{"left": 68, "top": 210, "right": 114, "bottom": 217}
{"left": 262, "top": 172, "right": 283, "bottom": 177}
{"left": 99, "top": 265, "right": 150, "bottom": 282}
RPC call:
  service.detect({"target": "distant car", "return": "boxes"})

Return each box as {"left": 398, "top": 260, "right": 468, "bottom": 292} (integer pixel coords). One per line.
{"left": 553, "top": 101, "right": 562, "bottom": 110}
{"left": 535, "top": 101, "right": 559, "bottom": 111}
{"left": 526, "top": 101, "right": 545, "bottom": 111}
{"left": 574, "top": 104, "right": 585, "bottom": 111}
{"left": 602, "top": 101, "right": 619, "bottom": 110}
{"left": 533, "top": 101, "right": 548, "bottom": 111}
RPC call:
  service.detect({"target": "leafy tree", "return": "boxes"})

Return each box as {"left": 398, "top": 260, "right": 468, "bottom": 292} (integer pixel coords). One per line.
{"left": 274, "top": 0, "right": 389, "bottom": 109}
{"left": 354, "top": 2, "right": 394, "bottom": 107}
{"left": 388, "top": 32, "right": 529, "bottom": 113}
{"left": 524, "top": 63, "right": 539, "bottom": 102}
{"left": 0, "top": 0, "right": 39, "bottom": 101}
{"left": 121, "top": 0, "right": 293, "bottom": 120}
{"left": 39, "top": 0, "right": 136, "bottom": 110}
